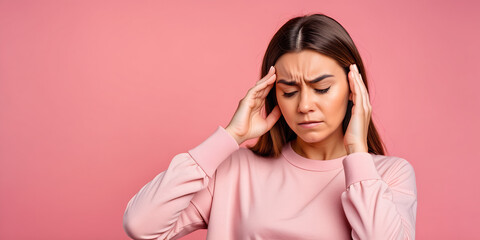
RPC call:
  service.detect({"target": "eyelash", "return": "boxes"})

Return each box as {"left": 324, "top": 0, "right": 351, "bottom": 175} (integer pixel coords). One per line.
{"left": 282, "top": 87, "right": 331, "bottom": 98}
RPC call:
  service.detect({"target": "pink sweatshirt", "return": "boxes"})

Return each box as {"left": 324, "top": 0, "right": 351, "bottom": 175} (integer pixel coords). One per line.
{"left": 123, "top": 126, "right": 417, "bottom": 240}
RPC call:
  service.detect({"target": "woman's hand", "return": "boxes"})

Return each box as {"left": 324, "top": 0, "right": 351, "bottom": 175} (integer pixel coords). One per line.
{"left": 344, "top": 64, "right": 371, "bottom": 154}
{"left": 225, "top": 66, "right": 282, "bottom": 145}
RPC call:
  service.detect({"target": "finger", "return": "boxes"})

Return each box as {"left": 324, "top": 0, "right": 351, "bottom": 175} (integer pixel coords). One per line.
{"left": 349, "top": 64, "right": 363, "bottom": 112}
{"left": 256, "top": 66, "right": 276, "bottom": 85}
{"left": 354, "top": 64, "right": 369, "bottom": 115}
{"left": 348, "top": 64, "right": 355, "bottom": 101}
{"left": 352, "top": 64, "right": 366, "bottom": 111}
{"left": 259, "top": 72, "right": 277, "bottom": 96}
{"left": 357, "top": 72, "right": 371, "bottom": 109}
{"left": 248, "top": 73, "right": 275, "bottom": 98}
{"left": 265, "top": 105, "right": 281, "bottom": 130}
{"left": 259, "top": 80, "right": 275, "bottom": 99}
{"left": 356, "top": 70, "right": 372, "bottom": 126}
{"left": 252, "top": 73, "right": 276, "bottom": 98}
{"left": 353, "top": 64, "right": 371, "bottom": 112}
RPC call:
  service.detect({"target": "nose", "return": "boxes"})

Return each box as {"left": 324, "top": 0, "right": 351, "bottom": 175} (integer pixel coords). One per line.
{"left": 298, "top": 89, "right": 316, "bottom": 113}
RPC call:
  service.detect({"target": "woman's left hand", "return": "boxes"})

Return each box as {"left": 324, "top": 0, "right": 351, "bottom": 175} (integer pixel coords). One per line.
{"left": 344, "top": 64, "right": 371, "bottom": 154}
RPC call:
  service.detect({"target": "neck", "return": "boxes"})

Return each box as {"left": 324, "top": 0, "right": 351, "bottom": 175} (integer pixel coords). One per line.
{"left": 291, "top": 127, "right": 347, "bottom": 161}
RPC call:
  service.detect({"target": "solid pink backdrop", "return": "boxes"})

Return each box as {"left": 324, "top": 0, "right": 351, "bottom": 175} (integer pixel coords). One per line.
{"left": 1, "top": 0, "right": 479, "bottom": 239}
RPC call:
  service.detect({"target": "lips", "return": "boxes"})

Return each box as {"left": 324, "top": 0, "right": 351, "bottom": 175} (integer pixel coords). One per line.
{"left": 299, "top": 121, "right": 322, "bottom": 125}
{"left": 298, "top": 121, "right": 323, "bottom": 128}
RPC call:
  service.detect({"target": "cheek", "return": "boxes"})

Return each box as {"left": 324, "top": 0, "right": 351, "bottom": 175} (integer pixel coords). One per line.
{"left": 275, "top": 89, "right": 285, "bottom": 108}
{"left": 275, "top": 94, "right": 295, "bottom": 120}
{"left": 327, "top": 91, "right": 345, "bottom": 106}
{"left": 276, "top": 97, "right": 289, "bottom": 116}
{"left": 325, "top": 90, "right": 349, "bottom": 119}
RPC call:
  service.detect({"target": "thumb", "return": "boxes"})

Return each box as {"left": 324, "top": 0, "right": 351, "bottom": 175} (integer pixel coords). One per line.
{"left": 265, "top": 105, "right": 282, "bottom": 130}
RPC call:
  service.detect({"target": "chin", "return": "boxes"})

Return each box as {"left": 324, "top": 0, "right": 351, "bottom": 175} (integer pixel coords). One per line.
{"left": 295, "top": 131, "right": 328, "bottom": 143}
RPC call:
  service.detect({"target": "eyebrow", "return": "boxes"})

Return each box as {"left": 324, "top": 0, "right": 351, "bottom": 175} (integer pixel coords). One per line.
{"left": 276, "top": 74, "right": 335, "bottom": 86}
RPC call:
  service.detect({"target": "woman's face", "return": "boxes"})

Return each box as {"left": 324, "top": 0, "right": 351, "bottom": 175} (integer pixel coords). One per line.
{"left": 274, "top": 49, "right": 351, "bottom": 143}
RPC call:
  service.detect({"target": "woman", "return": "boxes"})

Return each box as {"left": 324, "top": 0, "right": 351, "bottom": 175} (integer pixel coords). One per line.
{"left": 123, "top": 13, "right": 417, "bottom": 240}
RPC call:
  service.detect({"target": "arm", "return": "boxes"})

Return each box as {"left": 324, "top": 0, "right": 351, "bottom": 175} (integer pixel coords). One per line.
{"left": 123, "top": 126, "right": 239, "bottom": 240}
{"left": 341, "top": 152, "right": 417, "bottom": 240}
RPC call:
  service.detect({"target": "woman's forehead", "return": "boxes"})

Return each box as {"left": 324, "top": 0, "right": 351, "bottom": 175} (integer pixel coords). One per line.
{"left": 274, "top": 51, "right": 340, "bottom": 79}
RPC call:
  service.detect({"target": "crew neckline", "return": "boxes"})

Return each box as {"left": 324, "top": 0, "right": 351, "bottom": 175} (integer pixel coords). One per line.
{"left": 282, "top": 141, "right": 346, "bottom": 171}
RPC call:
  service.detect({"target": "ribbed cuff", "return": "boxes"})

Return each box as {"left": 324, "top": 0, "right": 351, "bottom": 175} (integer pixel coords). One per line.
{"left": 188, "top": 126, "right": 239, "bottom": 178}
{"left": 342, "top": 152, "right": 382, "bottom": 189}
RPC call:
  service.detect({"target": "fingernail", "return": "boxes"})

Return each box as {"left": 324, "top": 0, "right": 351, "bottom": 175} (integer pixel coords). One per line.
{"left": 270, "top": 66, "right": 274, "bottom": 72}
{"left": 354, "top": 64, "right": 359, "bottom": 72}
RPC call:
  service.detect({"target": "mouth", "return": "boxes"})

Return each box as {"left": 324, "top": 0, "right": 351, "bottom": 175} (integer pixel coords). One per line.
{"left": 298, "top": 121, "right": 323, "bottom": 128}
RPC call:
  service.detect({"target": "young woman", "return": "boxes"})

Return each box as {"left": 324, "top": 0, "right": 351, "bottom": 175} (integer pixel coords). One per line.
{"left": 123, "top": 14, "right": 417, "bottom": 240}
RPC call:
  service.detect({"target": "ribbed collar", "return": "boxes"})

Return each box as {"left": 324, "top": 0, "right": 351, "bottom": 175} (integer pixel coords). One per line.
{"left": 281, "top": 141, "right": 346, "bottom": 171}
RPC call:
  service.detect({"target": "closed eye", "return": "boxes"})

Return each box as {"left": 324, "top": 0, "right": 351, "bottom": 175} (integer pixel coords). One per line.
{"left": 282, "top": 87, "right": 331, "bottom": 98}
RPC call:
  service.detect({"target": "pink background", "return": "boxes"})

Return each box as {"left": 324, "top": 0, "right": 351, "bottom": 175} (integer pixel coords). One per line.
{"left": 1, "top": 0, "right": 479, "bottom": 239}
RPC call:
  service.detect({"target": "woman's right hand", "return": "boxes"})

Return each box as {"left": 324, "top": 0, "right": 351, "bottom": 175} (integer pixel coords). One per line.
{"left": 225, "top": 66, "right": 282, "bottom": 145}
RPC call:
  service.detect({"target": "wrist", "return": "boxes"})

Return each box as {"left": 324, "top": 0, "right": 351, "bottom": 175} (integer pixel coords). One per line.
{"left": 225, "top": 126, "right": 243, "bottom": 145}
{"left": 346, "top": 144, "right": 368, "bottom": 154}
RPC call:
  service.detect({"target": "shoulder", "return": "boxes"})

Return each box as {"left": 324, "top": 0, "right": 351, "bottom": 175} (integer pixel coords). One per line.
{"left": 370, "top": 153, "right": 417, "bottom": 187}
{"left": 215, "top": 146, "right": 274, "bottom": 173}
{"left": 370, "top": 153, "right": 415, "bottom": 173}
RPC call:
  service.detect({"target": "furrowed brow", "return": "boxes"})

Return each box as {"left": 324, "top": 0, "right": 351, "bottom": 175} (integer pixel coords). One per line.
{"left": 276, "top": 74, "right": 334, "bottom": 86}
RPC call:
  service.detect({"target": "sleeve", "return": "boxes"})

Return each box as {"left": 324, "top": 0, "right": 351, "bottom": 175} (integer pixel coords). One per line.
{"left": 122, "top": 126, "right": 239, "bottom": 240}
{"left": 340, "top": 152, "right": 417, "bottom": 240}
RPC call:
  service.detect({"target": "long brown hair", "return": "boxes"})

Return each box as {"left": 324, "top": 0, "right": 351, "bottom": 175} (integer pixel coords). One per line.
{"left": 247, "top": 13, "right": 388, "bottom": 158}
